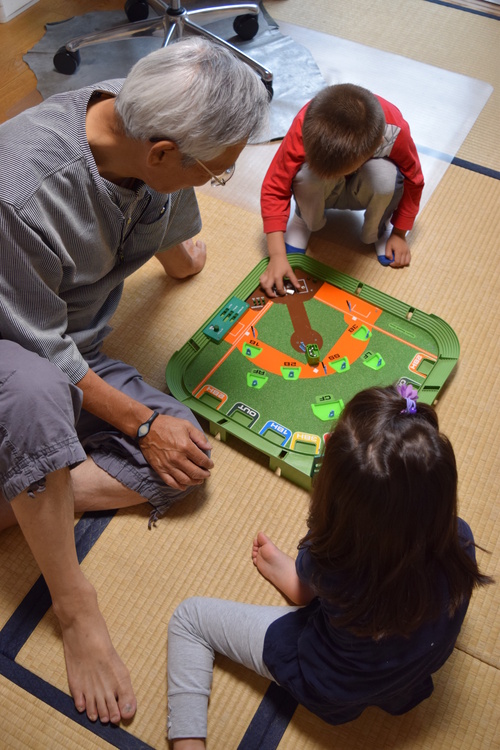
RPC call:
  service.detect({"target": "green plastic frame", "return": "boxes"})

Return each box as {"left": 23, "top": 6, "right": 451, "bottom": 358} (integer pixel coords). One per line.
{"left": 166, "top": 255, "right": 460, "bottom": 489}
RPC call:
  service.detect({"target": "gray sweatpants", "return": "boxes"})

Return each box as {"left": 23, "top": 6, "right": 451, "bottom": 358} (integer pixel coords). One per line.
{"left": 291, "top": 157, "right": 404, "bottom": 243}
{"left": 0, "top": 340, "right": 206, "bottom": 522}
{"left": 167, "top": 597, "right": 300, "bottom": 739}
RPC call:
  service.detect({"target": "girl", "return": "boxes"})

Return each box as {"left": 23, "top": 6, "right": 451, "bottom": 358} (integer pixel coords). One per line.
{"left": 167, "top": 384, "right": 491, "bottom": 748}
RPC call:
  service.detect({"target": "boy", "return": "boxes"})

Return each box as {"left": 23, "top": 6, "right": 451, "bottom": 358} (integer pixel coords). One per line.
{"left": 260, "top": 84, "right": 424, "bottom": 296}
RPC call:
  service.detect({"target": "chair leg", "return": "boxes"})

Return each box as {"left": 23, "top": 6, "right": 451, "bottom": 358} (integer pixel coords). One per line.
{"left": 53, "top": 0, "right": 273, "bottom": 98}
{"left": 124, "top": 0, "right": 150, "bottom": 22}
{"left": 183, "top": 16, "right": 272, "bottom": 85}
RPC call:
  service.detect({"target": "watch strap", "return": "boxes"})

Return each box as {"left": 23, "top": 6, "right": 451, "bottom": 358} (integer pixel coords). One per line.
{"left": 136, "top": 410, "right": 160, "bottom": 440}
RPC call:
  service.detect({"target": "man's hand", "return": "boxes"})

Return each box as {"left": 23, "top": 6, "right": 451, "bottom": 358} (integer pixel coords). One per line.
{"left": 156, "top": 238, "right": 207, "bottom": 279}
{"left": 386, "top": 230, "right": 411, "bottom": 268}
{"left": 138, "top": 414, "right": 213, "bottom": 490}
{"left": 78, "top": 369, "right": 213, "bottom": 491}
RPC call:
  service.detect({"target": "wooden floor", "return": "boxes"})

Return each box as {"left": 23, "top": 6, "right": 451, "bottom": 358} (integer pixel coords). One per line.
{"left": 0, "top": 0, "right": 123, "bottom": 122}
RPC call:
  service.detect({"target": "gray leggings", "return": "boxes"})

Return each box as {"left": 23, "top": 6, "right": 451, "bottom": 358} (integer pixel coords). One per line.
{"left": 167, "top": 597, "right": 300, "bottom": 739}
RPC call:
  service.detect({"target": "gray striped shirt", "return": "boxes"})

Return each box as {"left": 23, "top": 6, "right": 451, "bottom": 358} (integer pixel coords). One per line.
{"left": 0, "top": 81, "right": 201, "bottom": 383}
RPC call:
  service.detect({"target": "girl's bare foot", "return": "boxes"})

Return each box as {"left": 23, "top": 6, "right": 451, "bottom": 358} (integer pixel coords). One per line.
{"left": 252, "top": 531, "right": 285, "bottom": 580}
{"left": 251, "top": 531, "right": 315, "bottom": 605}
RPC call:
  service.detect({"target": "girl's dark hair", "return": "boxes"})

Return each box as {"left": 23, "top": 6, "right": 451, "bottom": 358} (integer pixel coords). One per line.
{"left": 301, "top": 385, "right": 492, "bottom": 638}
{"left": 302, "top": 83, "right": 386, "bottom": 179}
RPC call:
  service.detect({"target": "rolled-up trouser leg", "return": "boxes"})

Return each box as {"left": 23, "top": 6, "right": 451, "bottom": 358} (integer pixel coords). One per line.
{"left": 76, "top": 350, "right": 210, "bottom": 525}
{"left": 0, "top": 341, "right": 86, "bottom": 502}
{"left": 167, "top": 597, "right": 300, "bottom": 739}
{"left": 0, "top": 342, "right": 209, "bottom": 521}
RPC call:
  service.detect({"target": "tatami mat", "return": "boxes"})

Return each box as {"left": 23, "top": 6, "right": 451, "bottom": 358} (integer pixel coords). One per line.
{"left": 105, "top": 176, "right": 500, "bottom": 666}
{"left": 3, "top": 175, "right": 497, "bottom": 748}
{"left": 0, "top": 0, "right": 498, "bottom": 748}
{"left": 282, "top": 651, "right": 500, "bottom": 750}
{"left": 264, "top": 0, "right": 500, "bottom": 171}
{"left": 0, "top": 674, "right": 116, "bottom": 750}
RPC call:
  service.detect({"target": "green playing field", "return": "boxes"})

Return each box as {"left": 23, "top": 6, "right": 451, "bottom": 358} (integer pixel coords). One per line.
{"left": 166, "top": 256, "right": 459, "bottom": 488}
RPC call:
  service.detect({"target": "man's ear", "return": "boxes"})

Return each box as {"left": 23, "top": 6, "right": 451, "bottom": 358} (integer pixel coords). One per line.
{"left": 147, "top": 139, "right": 177, "bottom": 166}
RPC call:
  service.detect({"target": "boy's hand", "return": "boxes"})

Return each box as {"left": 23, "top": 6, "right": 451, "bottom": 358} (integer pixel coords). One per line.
{"left": 386, "top": 231, "right": 411, "bottom": 268}
{"left": 260, "top": 256, "right": 301, "bottom": 297}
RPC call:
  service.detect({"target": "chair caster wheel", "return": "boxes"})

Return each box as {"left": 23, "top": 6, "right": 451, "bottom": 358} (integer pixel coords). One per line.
{"left": 233, "top": 13, "right": 259, "bottom": 41}
{"left": 53, "top": 47, "right": 81, "bottom": 75}
{"left": 263, "top": 79, "right": 273, "bottom": 101}
{"left": 124, "top": 0, "right": 149, "bottom": 22}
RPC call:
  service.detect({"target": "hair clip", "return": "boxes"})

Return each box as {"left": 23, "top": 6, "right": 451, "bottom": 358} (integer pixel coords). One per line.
{"left": 397, "top": 382, "right": 418, "bottom": 414}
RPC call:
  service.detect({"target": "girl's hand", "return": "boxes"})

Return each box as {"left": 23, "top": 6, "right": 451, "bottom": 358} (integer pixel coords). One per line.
{"left": 260, "top": 232, "right": 301, "bottom": 296}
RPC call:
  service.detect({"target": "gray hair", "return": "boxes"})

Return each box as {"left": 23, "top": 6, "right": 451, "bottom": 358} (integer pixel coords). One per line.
{"left": 114, "top": 37, "right": 269, "bottom": 161}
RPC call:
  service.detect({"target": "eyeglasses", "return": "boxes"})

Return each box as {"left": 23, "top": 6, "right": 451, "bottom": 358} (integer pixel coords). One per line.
{"left": 148, "top": 138, "right": 235, "bottom": 186}
{"left": 194, "top": 158, "right": 235, "bottom": 187}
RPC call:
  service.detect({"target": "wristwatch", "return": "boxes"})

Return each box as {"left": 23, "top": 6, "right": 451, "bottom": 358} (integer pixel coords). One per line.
{"left": 136, "top": 410, "right": 160, "bottom": 440}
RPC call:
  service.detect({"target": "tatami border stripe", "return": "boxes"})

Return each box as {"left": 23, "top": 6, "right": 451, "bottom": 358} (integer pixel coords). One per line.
{"left": 450, "top": 157, "right": 500, "bottom": 179}
{"left": 423, "top": 0, "right": 500, "bottom": 20}
{"left": 0, "top": 573, "right": 52, "bottom": 660}
{"left": 0, "top": 509, "right": 296, "bottom": 749}
{"left": 237, "top": 682, "right": 298, "bottom": 750}
{"left": 0, "top": 511, "right": 116, "bottom": 659}
{"left": 0, "top": 654, "right": 155, "bottom": 750}
{"left": 416, "top": 144, "right": 500, "bottom": 180}
{"left": 0, "top": 512, "right": 158, "bottom": 750}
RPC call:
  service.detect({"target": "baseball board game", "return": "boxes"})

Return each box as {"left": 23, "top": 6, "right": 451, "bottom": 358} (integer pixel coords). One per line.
{"left": 166, "top": 255, "right": 459, "bottom": 488}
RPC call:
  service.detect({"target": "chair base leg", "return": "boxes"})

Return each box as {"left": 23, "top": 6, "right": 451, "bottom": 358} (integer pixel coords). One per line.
{"left": 53, "top": 3, "right": 273, "bottom": 97}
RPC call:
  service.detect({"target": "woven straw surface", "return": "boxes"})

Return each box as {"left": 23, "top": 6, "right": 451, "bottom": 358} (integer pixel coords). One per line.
{"left": 0, "top": 1, "right": 498, "bottom": 748}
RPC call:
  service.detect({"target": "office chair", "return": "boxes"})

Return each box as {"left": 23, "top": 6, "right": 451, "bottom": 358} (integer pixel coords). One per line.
{"left": 53, "top": 0, "right": 273, "bottom": 97}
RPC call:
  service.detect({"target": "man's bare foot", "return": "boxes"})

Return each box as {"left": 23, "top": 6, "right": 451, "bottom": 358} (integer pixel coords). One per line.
{"left": 54, "top": 580, "right": 137, "bottom": 724}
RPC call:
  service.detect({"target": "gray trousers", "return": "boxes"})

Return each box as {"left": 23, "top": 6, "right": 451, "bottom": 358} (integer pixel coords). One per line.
{"left": 0, "top": 341, "right": 206, "bottom": 522}
{"left": 167, "top": 597, "right": 300, "bottom": 739}
{"left": 292, "top": 157, "right": 404, "bottom": 243}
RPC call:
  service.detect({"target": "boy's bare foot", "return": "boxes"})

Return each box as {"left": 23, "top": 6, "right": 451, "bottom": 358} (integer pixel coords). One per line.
{"left": 54, "top": 581, "right": 136, "bottom": 724}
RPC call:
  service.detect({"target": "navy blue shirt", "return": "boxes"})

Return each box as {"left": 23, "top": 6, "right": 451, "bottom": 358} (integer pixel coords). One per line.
{"left": 263, "top": 518, "right": 474, "bottom": 725}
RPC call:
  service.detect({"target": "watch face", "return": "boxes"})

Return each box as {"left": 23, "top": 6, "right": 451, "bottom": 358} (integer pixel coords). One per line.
{"left": 137, "top": 411, "right": 159, "bottom": 440}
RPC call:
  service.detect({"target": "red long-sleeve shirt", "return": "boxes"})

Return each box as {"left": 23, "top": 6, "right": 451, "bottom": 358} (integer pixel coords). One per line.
{"left": 261, "top": 96, "right": 424, "bottom": 235}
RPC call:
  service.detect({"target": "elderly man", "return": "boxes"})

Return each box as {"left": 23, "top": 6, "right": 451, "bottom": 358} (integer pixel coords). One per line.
{"left": 0, "top": 37, "right": 269, "bottom": 724}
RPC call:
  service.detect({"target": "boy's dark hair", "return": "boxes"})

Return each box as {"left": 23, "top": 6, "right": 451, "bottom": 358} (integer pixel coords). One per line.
{"left": 302, "top": 83, "right": 386, "bottom": 178}
{"left": 301, "top": 385, "right": 492, "bottom": 639}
